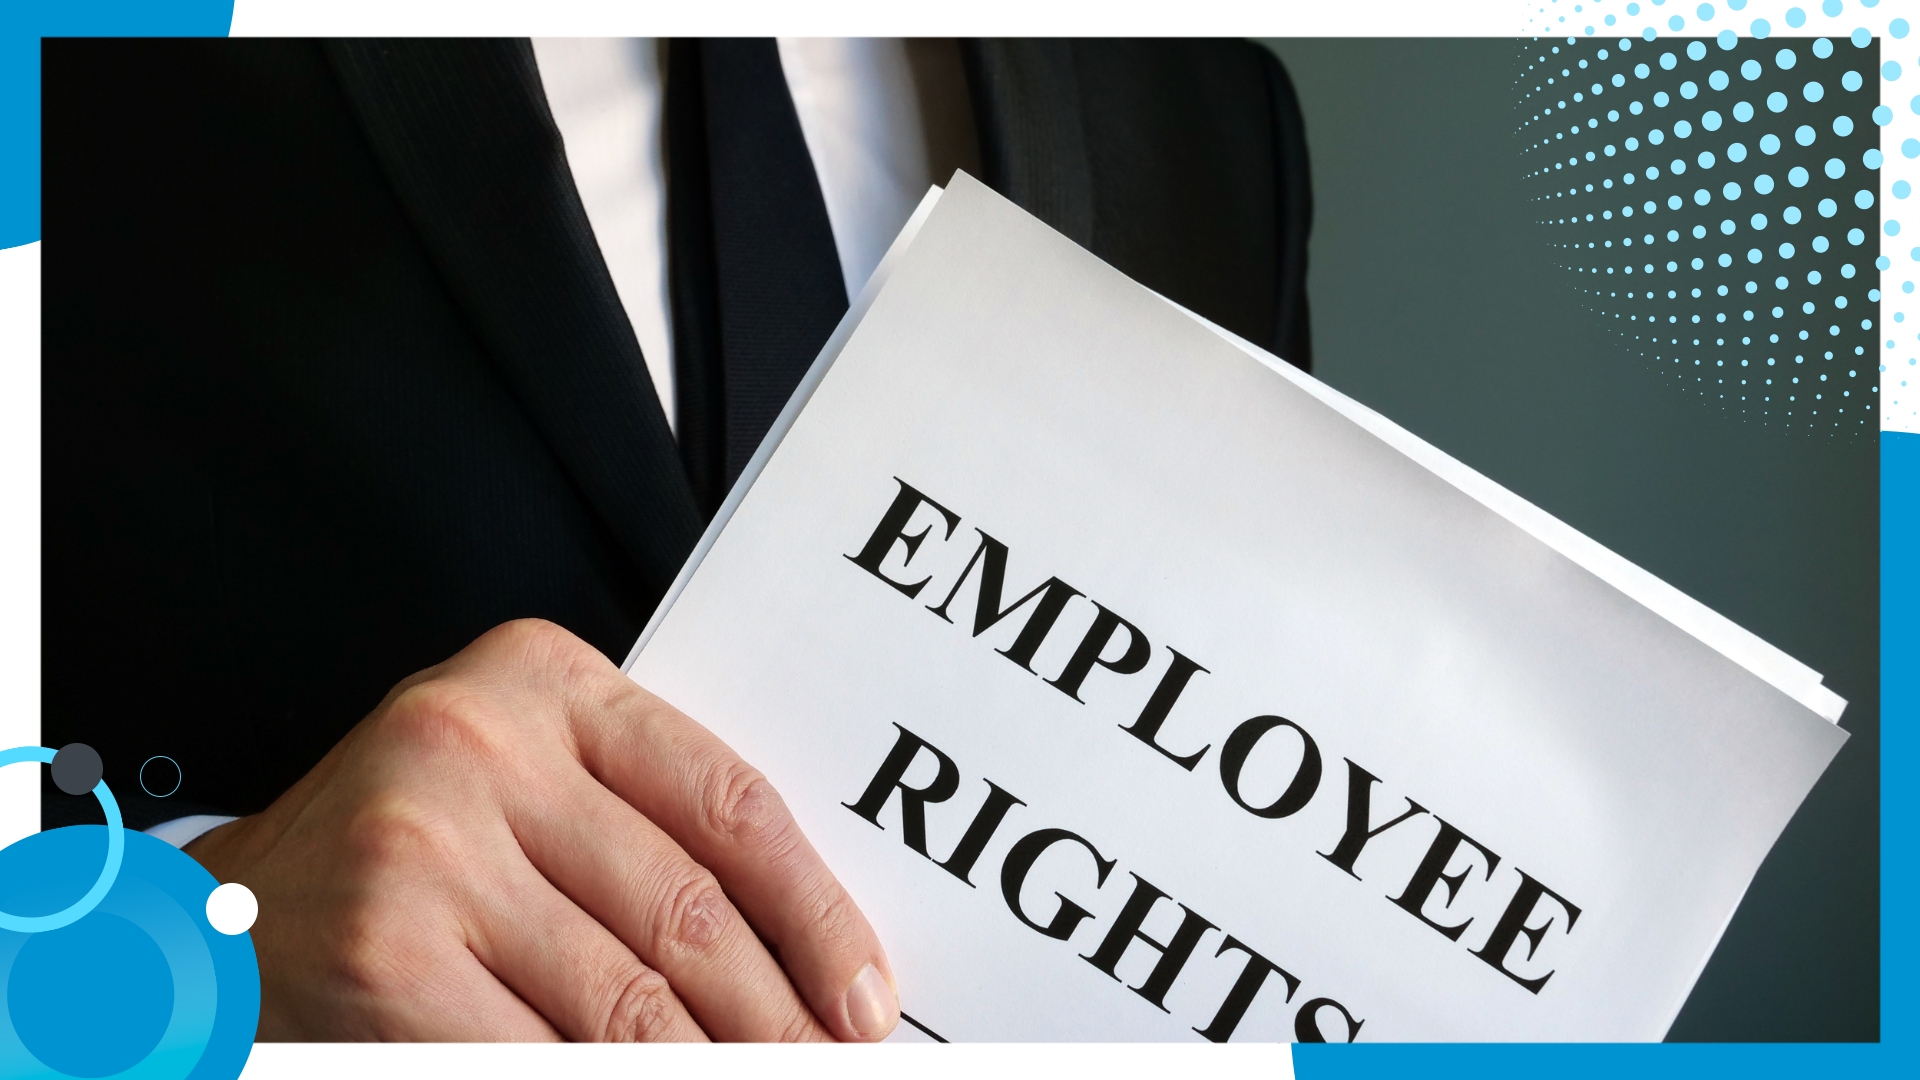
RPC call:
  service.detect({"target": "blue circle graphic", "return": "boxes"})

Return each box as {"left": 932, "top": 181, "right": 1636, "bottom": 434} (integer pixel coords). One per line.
{"left": 0, "top": 748, "right": 122, "bottom": 932}
{"left": 10, "top": 914, "right": 173, "bottom": 1076}
{"left": 0, "top": 827, "right": 258, "bottom": 1080}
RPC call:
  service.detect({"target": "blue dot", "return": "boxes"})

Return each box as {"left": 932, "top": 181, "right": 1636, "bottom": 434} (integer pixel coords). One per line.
{"left": 1670, "top": 15, "right": 1686, "bottom": 31}
{"left": 1889, "top": 62, "right": 1907, "bottom": 81}
{"left": 1769, "top": 91, "right": 1790, "bottom": 112}
{"left": 1698, "top": 189, "right": 1714, "bottom": 205}
{"left": 1816, "top": 235, "right": 1832, "bottom": 251}
{"left": 1754, "top": 170, "right": 1772, "bottom": 191}
{"left": 1662, "top": 52, "right": 1679, "bottom": 72}
{"left": 1752, "top": 213, "right": 1769, "bottom": 230}
{"left": 1698, "top": 3, "right": 1716, "bottom": 20}
{"left": 9, "top": 914, "right": 175, "bottom": 1077}
{"left": 1682, "top": 80, "right": 1701, "bottom": 100}
{"left": 1705, "top": 110, "right": 1724, "bottom": 131}
{"left": 1888, "top": 220, "right": 1903, "bottom": 236}
{"left": 1895, "top": 18, "right": 1911, "bottom": 38}
{"left": 1858, "top": 189, "right": 1878, "bottom": 209}
{"left": 1820, "top": 197, "right": 1840, "bottom": 216}
{"left": 1701, "top": 149, "right": 1719, "bottom": 167}
{"left": 1849, "top": 227, "right": 1866, "bottom": 245}
{"left": 1763, "top": 133, "right": 1783, "bottom": 153}
{"left": 1877, "top": 104, "right": 1896, "bottom": 124}
{"left": 1781, "top": 242, "right": 1798, "bottom": 258}
{"left": 1814, "top": 38, "right": 1836, "bottom": 60}
{"left": 1646, "top": 27, "right": 1659, "bottom": 41}
{"left": 1844, "top": 70, "right": 1865, "bottom": 92}
{"left": 1636, "top": 62, "right": 1651, "bottom": 79}
{"left": 1797, "top": 125, "right": 1818, "bottom": 145}
{"left": 1676, "top": 119, "right": 1695, "bottom": 137}
{"left": 1718, "top": 29, "right": 1737, "bottom": 49}
{"left": 1787, "top": 7, "right": 1808, "bottom": 28}
{"left": 1754, "top": 18, "right": 1773, "bottom": 38}
{"left": 1834, "top": 115, "right": 1856, "bottom": 136}
{"left": 1851, "top": 28, "right": 1871, "bottom": 48}
{"left": 1805, "top": 81, "right": 1826, "bottom": 102}
{"left": 1867, "top": 148, "right": 1886, "bottom": 168}
{"left": 1786, "top": 205, "right": 1804, "bottom": 223}
{"left": 1725, "top": 181, "right": 1744, "bottom": 199}
{"left": 1748, "top": 248, "right": 1763, "bottom": 263}
{"left": 1720, "top": 252, "right": 1735, "bottom": 266}
{"left": 1897, "top": 179, "right": 1912, "bottom": 198}
{"left": 1688, "top": 42, "right": 1709, "bottom": 64}
{"left": 1777, "top": 48, "right": 1798, "bottom": 70}
{"left": 1710, "top": 70, "right": 1731, "bottom": 91}
{"left": 1731, "top": 142, "right": 1751, "bottom": 162}
{"left": 1821, "top": 0, "right": 1841, "bottom": 14}
{"left": 1607, "top": 14, "right": 1618, "bottom": 26}
{"left": 1905, "top": 137, "right": 1920, "bottom": 157}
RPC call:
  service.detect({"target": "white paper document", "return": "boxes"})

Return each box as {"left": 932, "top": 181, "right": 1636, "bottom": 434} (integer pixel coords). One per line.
{"left": 627, "top": 174, "right": 1849, "bottom": 1042}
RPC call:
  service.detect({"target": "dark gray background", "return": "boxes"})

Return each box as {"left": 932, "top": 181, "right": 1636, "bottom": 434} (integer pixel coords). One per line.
{"left": 1260, "top": 38, "right": 1878, "bottom": 1042}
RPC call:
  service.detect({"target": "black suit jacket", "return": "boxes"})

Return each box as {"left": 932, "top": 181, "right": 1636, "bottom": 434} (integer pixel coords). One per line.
{"left": 42, "top": 38, "right": 1312, "bottom": 827}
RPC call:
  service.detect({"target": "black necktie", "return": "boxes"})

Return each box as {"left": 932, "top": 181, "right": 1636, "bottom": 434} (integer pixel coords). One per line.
{"left": 665, "top": 39, "right": 848, "bottom": 517}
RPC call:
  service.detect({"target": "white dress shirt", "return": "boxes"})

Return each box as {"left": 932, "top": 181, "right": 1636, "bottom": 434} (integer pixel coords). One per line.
{"left": 154, "top": 38, "right": 975, "bottom": 849}
{"left": 527, "top": 37, "right": 976, "bottom": 434}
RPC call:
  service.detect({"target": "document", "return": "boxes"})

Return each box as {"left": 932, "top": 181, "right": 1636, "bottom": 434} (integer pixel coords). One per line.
{"left": 626, "top": 174, "right": 1849, "bottom": 1041}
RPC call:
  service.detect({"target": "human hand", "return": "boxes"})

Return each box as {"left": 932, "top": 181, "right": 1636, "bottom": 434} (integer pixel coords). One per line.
{"left": 185, "top": 619, "right": 898, "bottom": 1042}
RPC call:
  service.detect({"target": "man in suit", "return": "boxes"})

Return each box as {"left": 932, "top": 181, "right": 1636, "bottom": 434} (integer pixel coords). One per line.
{"left": 41, "top": 38, "right": 1311, "bottom": 1040}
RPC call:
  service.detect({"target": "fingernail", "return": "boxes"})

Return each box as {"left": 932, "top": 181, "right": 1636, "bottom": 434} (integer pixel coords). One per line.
{"left": 845, "top": 962, "right": 897, "bottom": 1039}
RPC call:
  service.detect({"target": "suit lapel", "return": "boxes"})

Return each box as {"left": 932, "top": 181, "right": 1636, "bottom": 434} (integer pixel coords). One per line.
{"left": 324, "top": 38, "right": 704, "bottom": 598}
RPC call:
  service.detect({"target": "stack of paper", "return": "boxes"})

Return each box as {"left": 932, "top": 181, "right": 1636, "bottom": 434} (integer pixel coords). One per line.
{"left": 625, "top": 174, "right": 1848, "bottom": 1042}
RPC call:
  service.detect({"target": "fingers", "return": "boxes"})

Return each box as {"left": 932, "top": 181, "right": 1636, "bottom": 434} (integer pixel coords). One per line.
{"left": 460, "top": 818, "right": 709, "bottom": 1042}
{"left": 505, "top": 763, "right": 831, "bottom": 1042}
{"left": 333, "top": 916, "right": 561, "bottom": 1041}
{"left": 564, "top": 677, "right": 899, "bottom": 1042}
{"left": 386, "top": 951, "right": 560, "bottom": 1041}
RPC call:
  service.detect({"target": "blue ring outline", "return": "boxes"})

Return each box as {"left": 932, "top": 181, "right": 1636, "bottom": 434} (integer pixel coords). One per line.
{"left": 138, "top": 755, "right": 182, "bottom": 798}
{"left": 0, "top": 745, "right": 123, "bottom": 932}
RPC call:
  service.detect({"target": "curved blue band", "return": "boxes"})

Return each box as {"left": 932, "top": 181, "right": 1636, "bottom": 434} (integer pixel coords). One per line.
{"left": 0, "top": 746, "right": 124, "bottom": 932}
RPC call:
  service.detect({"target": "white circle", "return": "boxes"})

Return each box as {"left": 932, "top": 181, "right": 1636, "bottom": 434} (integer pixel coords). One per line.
{"left": 206, "top": 882, "right": 257, "bottom": 935}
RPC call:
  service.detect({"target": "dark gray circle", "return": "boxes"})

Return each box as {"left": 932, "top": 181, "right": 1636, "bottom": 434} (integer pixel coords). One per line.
{"left": 138, "top": 755, "right": 182, "bottom": 798}
{"left": 51, "top": 743, "right": 102, "bottom": 796}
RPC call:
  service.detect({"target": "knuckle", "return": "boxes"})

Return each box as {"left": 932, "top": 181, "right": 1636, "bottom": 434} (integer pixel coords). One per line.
{"left": 333, "top": 905, "right": 415, "bottom": 1002}
{"left": 704, "top": 765, "right": 790, "bottom": 848}
{"left": 600, "top": 966, "right": 679, "bottom": 1042}
{"left": 381, "top": 680, "right": 516, "bottom": 765}
{"left": 343, "top": 795, "right": 462, "bottom": 883}
{"left": 489, "top": 618, "right": 594, "bottom": 672}
{"left": 660, "top": 870, "right": 732, "bottom": 953}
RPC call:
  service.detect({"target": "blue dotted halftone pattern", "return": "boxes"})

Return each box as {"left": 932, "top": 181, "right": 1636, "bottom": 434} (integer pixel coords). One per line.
{"left": 1524, "top": 0, "right": 1920, "bottom": 437}
{"left": 1517, "top": 31, "right": 1880, "bottom": 431}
